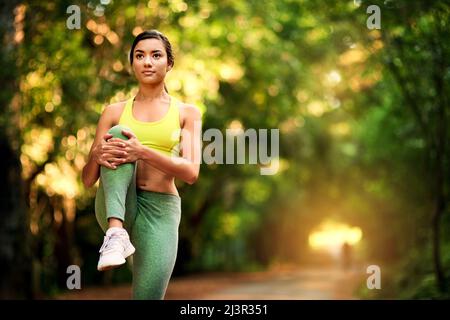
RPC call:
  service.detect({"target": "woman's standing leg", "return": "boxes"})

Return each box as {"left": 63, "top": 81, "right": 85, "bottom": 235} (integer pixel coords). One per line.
{"left": 94, "top": 124, "right": 137, "bottom": 271}
{"left": 131, "top": 191, "right": 181, "bottom": 300}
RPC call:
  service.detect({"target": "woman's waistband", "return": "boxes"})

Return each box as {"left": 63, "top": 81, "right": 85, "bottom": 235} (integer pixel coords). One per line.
{"left": 137, "top": 188, "right": 181, "bottom": 200}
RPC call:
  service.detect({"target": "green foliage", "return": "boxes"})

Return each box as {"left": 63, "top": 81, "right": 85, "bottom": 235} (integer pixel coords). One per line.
{"left": 3, "top": 0, "right": 449, "bottom": 298}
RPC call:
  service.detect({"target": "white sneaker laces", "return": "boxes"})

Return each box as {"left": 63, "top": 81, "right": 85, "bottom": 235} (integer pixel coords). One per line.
{"left": 99, "top": 233, "right": 127, "bottom": 254}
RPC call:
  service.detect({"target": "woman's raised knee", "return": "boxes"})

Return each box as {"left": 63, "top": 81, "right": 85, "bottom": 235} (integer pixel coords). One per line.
{"left": 108, "top": 125, "right": 134, "bottom": 140}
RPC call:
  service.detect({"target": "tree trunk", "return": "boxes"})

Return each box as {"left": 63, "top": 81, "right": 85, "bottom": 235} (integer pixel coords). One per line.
{"left": 384, "top": 18, "right": 449, "bottom": 293}
{"left": 0, "top": 139, "right": 32, "bottom": 299}
{"left": 431, "top": 32, "right": 447, "bottom": 291}
{"left": 0, "top": 1, "right": 32, "bottom": 298}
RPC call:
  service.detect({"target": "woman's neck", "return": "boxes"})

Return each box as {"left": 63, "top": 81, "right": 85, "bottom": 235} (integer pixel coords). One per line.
{"left": 135, "top": 83, "right": 168, "bottom": 102}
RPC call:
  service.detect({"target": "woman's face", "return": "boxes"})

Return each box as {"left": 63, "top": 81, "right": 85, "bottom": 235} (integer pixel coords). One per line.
{"left": 132, "top": 38, "right": 172, "bottom": 85}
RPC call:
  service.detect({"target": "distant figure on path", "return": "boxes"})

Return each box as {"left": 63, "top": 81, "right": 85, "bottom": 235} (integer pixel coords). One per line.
{"left": 341, "top": 242, "right": 353, "bottom": 271}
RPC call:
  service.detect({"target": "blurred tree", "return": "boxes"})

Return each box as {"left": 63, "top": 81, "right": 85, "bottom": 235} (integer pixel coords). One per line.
{"left": 1, "top": 0, "right": 448, "bottom": 299}
{"left": 0, "top": 0, "right": 32, "bottom": 299}
{"left": 379, "top": 0, "right": 449, "bottom": 291}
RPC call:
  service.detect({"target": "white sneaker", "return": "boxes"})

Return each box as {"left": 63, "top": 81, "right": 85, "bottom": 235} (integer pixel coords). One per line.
{"left": 97, "top": 227, "right": 135, "bottom": 271}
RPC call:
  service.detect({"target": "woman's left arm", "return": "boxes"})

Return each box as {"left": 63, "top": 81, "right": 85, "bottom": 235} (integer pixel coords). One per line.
{"left": 120, "top": 104, "right": 202, "bottom": 185}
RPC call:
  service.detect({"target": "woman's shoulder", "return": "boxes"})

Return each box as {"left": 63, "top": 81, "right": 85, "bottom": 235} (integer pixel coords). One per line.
{"left": 102, "top": 100, "right": 128, "bottom": 122}
{"left": 177, "top": 100, "right": 202, "bottom": 128}
{"left": 177, "top": 100, "right": 202, "bottom": 120}
{"left": 105, "top": 99, "right": 128, "bottom": 112}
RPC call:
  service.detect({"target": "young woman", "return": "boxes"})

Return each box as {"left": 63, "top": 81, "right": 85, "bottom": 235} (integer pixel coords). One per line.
{"left": 81, "top": 30, "right": 202, "bottom": 300}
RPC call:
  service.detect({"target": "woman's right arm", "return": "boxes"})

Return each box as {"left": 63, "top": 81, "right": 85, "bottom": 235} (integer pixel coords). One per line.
{"left": 81, "top": 105, "right": 126, "bottom": 188}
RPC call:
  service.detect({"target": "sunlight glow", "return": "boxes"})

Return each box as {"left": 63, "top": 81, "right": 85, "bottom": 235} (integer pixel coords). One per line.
{"left": 306, "top": 100, "right": 326, "bottom": 117}
{"left": 325, "top": 70, "right": 342, "bottom": 86}
{"left": 227, "top": 119, "right": 244, "bottom": 135}
{"left": 308, "top": 221, "right": 362, "bottom": 256}
{"left": 219, "top": 62, "right": 244, "bottom": 83}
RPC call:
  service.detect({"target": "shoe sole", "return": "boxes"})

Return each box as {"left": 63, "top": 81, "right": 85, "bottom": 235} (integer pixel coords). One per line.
{"left": 97, "top": 244, "right": 136, "bottom": 272}
{"left": 97, "top": 263, "right": 124, "bottom": 271}
{"left": 124, "top": 244, "right": 136, "bottom": 259}
{"left": 97, "top": 259, "right": 126, "bottom": 271}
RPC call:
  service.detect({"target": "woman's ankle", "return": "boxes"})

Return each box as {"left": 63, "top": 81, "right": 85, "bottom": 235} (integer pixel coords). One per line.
{"left": 108, "top": 217, "right": 124, "bottom": 228}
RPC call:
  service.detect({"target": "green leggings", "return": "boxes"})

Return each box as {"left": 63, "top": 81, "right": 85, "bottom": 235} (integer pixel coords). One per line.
{"left": 94, "top": 124, "right": 182, "bottom": 300}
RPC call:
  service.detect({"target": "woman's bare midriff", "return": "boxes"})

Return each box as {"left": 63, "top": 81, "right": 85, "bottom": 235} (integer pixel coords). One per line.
{"left": 112, "top": 101, "right": 183, "bottom": 197}
{"left": 135, "top": 159, "right": 179, "bottom": 196}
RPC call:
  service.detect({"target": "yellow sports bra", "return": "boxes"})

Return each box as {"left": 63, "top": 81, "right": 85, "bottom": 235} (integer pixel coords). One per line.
{"left": 119, "top": 95, "right": 181, "bottom": 157}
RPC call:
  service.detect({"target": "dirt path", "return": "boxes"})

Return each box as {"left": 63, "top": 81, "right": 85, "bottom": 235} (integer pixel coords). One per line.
{"left": 192, "top": 267, "right": 363, "bottom": 300}
{"left": 56, "top": 265, "right": 364, "bottom": 300}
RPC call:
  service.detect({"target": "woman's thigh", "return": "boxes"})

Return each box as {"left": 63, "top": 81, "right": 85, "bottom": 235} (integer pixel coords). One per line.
{"left": 131, "top": 190, "right": 181, "bottom": 299}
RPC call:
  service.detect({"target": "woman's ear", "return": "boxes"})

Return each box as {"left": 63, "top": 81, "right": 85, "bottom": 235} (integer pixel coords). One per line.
{"left": 166, "top": 64, "right": 173, "bottom": 72}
